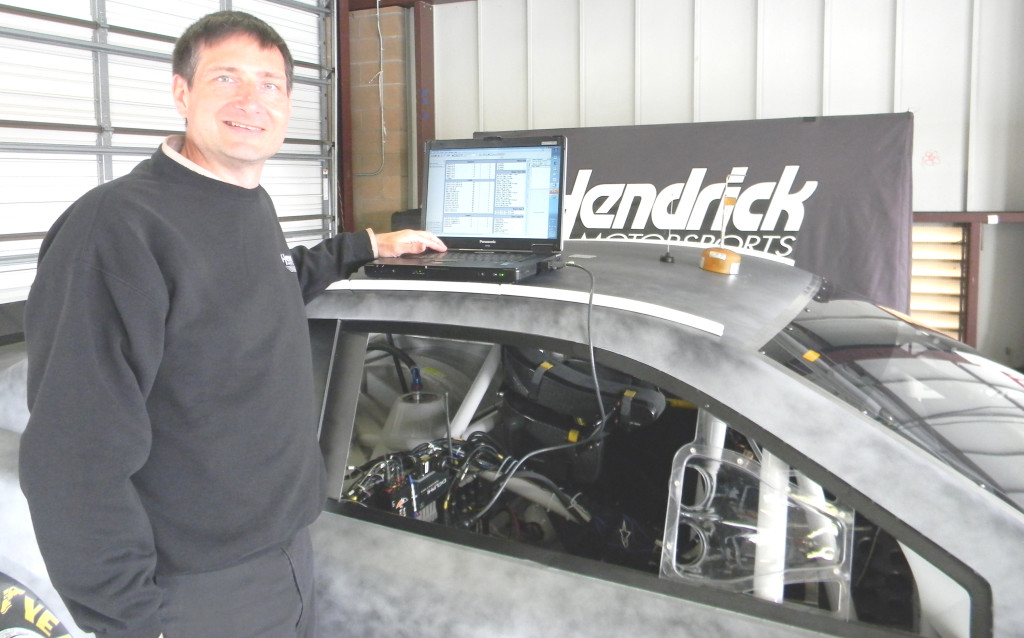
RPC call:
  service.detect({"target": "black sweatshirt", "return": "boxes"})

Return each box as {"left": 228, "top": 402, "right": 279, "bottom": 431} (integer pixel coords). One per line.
{"left": 20, "top": 146, "right": 374, "bottom": 637}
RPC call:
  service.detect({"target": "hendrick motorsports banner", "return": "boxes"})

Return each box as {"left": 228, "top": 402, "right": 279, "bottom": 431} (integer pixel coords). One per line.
{"left": 484, "top": 113, "right": 913, "bottom": 311}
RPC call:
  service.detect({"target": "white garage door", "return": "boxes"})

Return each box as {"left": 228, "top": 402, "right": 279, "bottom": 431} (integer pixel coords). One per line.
{"left": 0, "top": 0, "right": 337, "bottom": 303}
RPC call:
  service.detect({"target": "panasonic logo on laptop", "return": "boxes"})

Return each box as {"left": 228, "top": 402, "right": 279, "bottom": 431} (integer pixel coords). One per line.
{"left": 478, "top": 239, "right": 497, "bottom": 245}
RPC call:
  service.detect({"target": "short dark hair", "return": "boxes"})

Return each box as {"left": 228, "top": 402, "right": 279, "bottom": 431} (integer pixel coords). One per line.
{"left": 172, "top": 11, "right": 294, "bottom": 92}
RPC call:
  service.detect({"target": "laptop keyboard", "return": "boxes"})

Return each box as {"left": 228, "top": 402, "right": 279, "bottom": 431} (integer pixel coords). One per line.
{"left": 431, "top": 251, "right": 533, "bottom": 263}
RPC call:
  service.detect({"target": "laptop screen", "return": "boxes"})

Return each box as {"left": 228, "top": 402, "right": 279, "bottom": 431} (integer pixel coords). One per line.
{"left": 420, "top": 135, "right": 566, "bottom": 252}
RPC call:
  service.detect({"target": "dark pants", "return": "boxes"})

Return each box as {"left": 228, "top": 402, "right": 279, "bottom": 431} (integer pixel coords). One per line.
{"left": 157, "top": 528, "right": 316, "bottom": 638}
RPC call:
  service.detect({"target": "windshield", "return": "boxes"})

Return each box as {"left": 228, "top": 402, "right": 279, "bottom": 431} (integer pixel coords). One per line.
{"left": 763, "top": 295, "right": 1024, "bottom": 513}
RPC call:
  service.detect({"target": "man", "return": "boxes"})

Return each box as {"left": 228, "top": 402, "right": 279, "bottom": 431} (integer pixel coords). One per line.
{"left": 19, "top": 11, "right": 444, "bottom": 638}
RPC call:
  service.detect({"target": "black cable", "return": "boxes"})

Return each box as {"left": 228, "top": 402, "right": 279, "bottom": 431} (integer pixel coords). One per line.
{"left": 369, "top": 337, "right": 417, "bottom": 393}
{"left": 461, "top": 428, "right": 609, "bottom": 527}
{"left": 565, "top": 262, "right": 607, "bottom": 425}
{"left": 462, "top": 262, "right": 610, "bottom": 527}
{"left": 514, "top": 470, "right": 590, "bottom": 524}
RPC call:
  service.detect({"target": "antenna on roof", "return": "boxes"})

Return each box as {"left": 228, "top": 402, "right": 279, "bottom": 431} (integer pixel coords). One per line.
{"left": 660, "top": 195, "right": 680, "bottom": 264}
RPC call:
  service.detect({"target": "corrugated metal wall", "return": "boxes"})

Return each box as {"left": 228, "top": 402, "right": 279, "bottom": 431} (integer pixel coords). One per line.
{"left": 431, "top": 0, "right": 1023, "bottom": 214}
{"left": 430, "top": 0, "right": 1024, "bottom": 362}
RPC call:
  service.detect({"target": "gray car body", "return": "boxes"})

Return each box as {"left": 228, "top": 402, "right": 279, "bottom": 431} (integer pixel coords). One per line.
{"left": 2, "top": 239, "right": 1022, "bottom": 637}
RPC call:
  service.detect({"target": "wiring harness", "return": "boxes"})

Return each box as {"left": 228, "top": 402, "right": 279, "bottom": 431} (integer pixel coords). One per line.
{"left": 343, "top": 431, "right": 591, "bottom": 530}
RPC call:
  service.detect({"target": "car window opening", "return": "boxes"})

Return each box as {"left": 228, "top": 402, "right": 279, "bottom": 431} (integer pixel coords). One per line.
{"left": 331, "top": 332, "right": 970, "bottom": 636}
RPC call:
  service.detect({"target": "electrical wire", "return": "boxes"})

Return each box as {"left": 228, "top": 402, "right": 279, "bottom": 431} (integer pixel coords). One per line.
{"left": 354, "top": 0, "right": 387, "bottom": 177}
{"left": 513, "top": 470, "right": 592, "bottom": 523}
{"left": 368, "top": 337, "right": 417, "bottom": 393}
{"left": 566, "top": 261, "right": 607, "bottom": 425}
{"left": 352, "top": 266, "right": 608, "bottom": 530}
{"left": 462, "top": 262, "right": 609, "bottom": 527}
{"left": 462, "top": 423, "right": 609, "bottom": 527}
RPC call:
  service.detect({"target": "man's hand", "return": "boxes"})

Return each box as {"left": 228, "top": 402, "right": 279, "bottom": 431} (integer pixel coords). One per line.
{"left": 375, "top": 229, "right": 447, "bottom": 257}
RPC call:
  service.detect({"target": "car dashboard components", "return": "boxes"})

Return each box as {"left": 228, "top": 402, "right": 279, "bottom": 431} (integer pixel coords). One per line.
{"left": 503, "top": 347, "right": 667, "bottom": 430}
{"left": 662, "top": 413, "right": 855, "bottom": 619}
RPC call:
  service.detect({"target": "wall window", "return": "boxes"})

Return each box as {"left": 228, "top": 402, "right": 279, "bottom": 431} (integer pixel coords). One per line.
{"left": 0, "top": 0, "right": 336, "bottom": 303}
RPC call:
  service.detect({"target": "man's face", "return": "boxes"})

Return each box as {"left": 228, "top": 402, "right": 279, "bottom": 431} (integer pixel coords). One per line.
{"left": 172, "top": 33, "right": 291, "bottom": 186}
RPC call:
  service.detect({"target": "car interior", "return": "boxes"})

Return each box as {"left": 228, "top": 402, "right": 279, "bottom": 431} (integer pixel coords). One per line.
{"left": 312, "top": 326, "right": 974, "bottom": 637}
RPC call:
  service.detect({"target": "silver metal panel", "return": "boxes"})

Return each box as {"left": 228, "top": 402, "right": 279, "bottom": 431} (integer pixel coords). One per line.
{"left": 306, "top": 239, "right": 1024, "bottom": 636}
{"left": 310, "top": 512, "right": 829, "bottom": 638}
{"left": 0, "top": 342, "right": 28, "bottom": 435}
{"left": 309, "top": 240, "right": 820, "bottom": 350}
{"left": 318, "top": 329, "right": 369, "bottom": 500}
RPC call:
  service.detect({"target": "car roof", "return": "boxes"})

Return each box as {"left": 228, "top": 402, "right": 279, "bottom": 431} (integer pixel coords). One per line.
{"left": 329, "top": 239, "right": 823, "bottom": 350}
{"left": 551, "top": 239, "right": 822, "bottom": 347}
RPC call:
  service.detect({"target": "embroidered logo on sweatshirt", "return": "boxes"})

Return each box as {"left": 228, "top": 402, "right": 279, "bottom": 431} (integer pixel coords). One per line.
{"left": 280, "top": 254, "right": 297, "bottom": 273}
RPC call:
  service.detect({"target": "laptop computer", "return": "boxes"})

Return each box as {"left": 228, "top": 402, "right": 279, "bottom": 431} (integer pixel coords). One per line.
{"left": 363, "top": 134, "right": 567, "bottom": 283}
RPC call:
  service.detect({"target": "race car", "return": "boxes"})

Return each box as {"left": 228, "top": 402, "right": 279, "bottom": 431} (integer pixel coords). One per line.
{"left": 2, "top": 239, "right": 1023, "bottom": 637}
